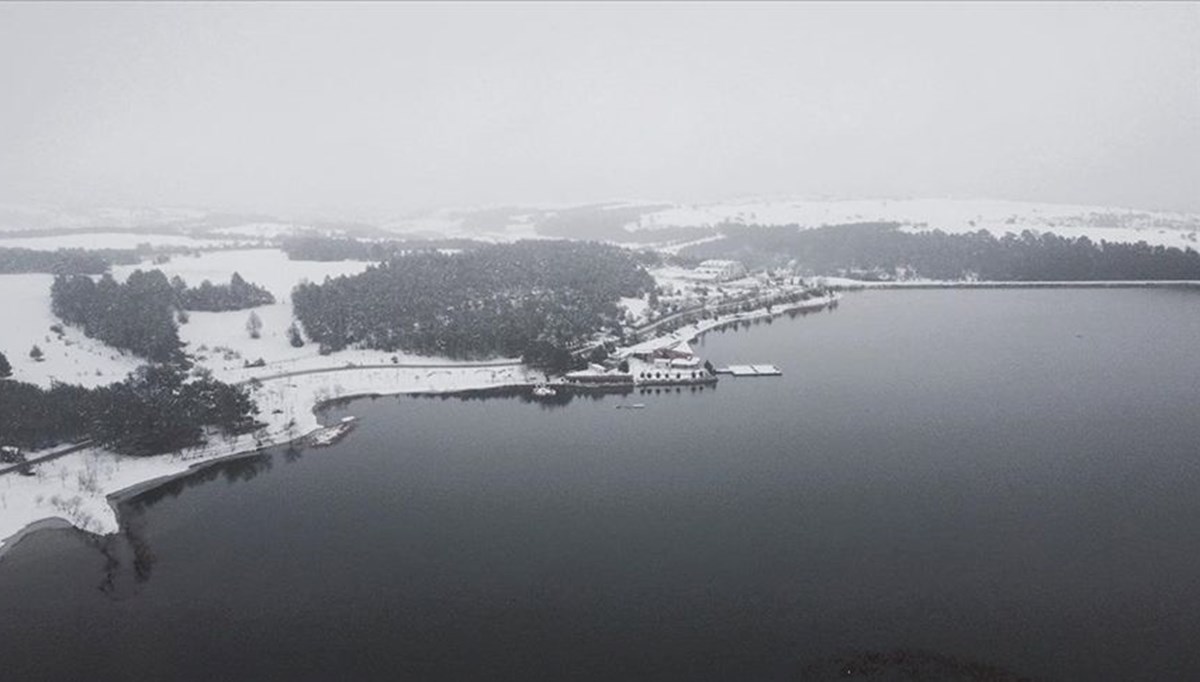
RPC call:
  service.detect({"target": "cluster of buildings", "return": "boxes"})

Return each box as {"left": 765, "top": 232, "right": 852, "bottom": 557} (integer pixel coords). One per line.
{"left": 563, "top": 339, "right": 715, "bottom": 389}
{"left": 555, "top": 259, "right": 752, "bottom": 390}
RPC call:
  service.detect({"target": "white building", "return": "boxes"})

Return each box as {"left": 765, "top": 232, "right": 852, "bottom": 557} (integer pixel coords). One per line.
{"left": 694, "top": 259, "right": 746, "bottom": 281}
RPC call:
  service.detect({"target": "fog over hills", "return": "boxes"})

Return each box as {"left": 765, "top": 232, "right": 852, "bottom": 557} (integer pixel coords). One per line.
{"left": 2, "top": 3, "right": 1197, "bottom": 217}
{"left": 3, "top": 197, "right": 1197, "bottom": 251}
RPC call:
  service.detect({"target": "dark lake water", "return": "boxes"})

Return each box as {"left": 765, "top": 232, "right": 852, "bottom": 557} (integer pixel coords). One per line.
{"left": 2, "top": 289, "right": 1199, "bottom": 681}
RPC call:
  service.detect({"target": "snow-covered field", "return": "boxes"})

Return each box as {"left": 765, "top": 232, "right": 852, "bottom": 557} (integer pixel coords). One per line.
{"left": 0, "top": 250, "right": 380, "bottom": 389}
{"left": 0, "top": 232, "right": 248, "bottom": 251}
{"left": 105, "top": 249, "right": 488, "bottom": 381}
{"left": 208, "top": 222, "right": 310, "bottom": 239}
{"left": 631, "top": 198, "right": 1200, "bottom": 249}
{"left": 0, "top": 273, "right": 144, "bottom": 387}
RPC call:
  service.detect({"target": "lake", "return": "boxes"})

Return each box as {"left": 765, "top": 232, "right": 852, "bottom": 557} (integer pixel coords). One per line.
{"left": 2, "top": 289, "right": 1199, "bottom": 680}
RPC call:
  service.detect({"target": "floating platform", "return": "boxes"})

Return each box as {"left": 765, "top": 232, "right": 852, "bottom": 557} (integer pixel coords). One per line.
{"left": 722, "top": 364, "right": 782, "bottom": 376}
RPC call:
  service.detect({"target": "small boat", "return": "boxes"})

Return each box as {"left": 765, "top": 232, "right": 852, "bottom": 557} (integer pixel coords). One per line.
{"left": 615, "top": 403, "right": 646, "bottom": 410}
{"left": 532, "top": 383, "right": 557, "bottom": 397}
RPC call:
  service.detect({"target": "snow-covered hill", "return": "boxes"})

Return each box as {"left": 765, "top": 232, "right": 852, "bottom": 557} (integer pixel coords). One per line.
{"left": 629, "top": 198, "right": 1200, "bottom": 249}
{"left": 3, "top": 198, "right": 1198, "bottom": 249}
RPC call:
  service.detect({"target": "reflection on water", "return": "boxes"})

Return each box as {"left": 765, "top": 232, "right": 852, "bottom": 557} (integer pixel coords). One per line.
{"left": 2, "top": 290, "right": 1198, "bottom": 682}
{"left": 106, "top": 452, "right": 282, "bottom": 592}
{"left": 124, "top": 452, "right": 278, "bottom": 512}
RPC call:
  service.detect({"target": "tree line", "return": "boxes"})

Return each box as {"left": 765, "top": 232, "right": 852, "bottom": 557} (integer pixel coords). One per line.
{"left": 0, "top": 247, "right": 140, "bottom": 275}
{"left": 281, "top": 236, "right": 482, "bottom": 262}
{"left": 682, "top": 223, "right": 1200, "bottom": 281}
{"left": 51, "top": 270, "right": 275, "bottom": 362}
{"left": 0, "top": 365, "right": 261, "bottom": 456}
{"left": 172, "top": 272, "right": 275, "bottom": 311}
{"left": 292, "top": 240, "right": 655, "bottom": 367}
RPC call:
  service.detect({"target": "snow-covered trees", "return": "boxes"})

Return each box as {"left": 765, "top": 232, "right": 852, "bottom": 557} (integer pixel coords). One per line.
{"left": 682, "top": 223, "right": 1200, "bottom": 281}
{"left": 0, "top": 246, "right": 139, "bottom": 275}
{"left": 292, "top": 240, "right": 655, "bottom": 366}
{"left": 51, "top": 270, "right": 184, "bottom": 362}
{"left": 50, "top": 269, "right": 275, "bottom": 361}
{"left": 0, "top": 366, "right": 261, "bottom": 455}
{"left": 287, "top": 322, "right": 305, "bottom": 348}
{"left": 175, "top": 272, "right": 275, "bottom": 311}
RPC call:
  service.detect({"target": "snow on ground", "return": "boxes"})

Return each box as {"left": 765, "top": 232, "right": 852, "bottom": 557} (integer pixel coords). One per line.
{"left": 1, "top": 247, "right": 510, "bottom": 389}
{"left": 0, "top": 273, "right": 143, "bottom": 388}
{"left": 111, "top": 248, "right": 366, "bottom": 300}
{"left": 0, "top": 362, "right": 544, "bottom": 556}
{"left": 619, "top": 296, "right": 650, "bottom": 326}
{"left": 631, "top": 198, "right": 1200, "bottom": 249}
{"left": 208, "top": 222, "right": 311, "bottom": 239}
{"left": 619, "top": 292, "right": 839, "bottom": 358}
{"left": 0, "top": 232, "right": 248, "bottom": 251}
{"left": 899, "top": 223, "right": 1199, "bottom": 249}
{"left": 0, "top": 241, "right": 832, "bottom": 556}
{"left": 653, "top": 233, "right": 726, "bottom": 255}
{"left": 106, "top": 249, "right": 500, "bottom": 381}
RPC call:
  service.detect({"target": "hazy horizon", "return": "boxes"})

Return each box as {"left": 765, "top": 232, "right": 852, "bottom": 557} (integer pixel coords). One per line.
{"left": 1, "top": 2, "right": 1197, "bottom": 216}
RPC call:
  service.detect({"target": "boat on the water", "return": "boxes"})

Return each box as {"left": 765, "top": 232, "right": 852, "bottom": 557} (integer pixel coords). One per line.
{"left": 532, "top": 383, "right": 557, "bottom": 397}
{"left": 615, "top": 403, "right": 646, "bottom": 410}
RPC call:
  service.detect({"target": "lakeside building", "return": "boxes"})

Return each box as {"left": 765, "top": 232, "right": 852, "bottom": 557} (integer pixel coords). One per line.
{"left": 574, "top": 340, "right": 716, "bottom": 389}
{"left": 693, "top": 259, "right": 747, "bottom": 282}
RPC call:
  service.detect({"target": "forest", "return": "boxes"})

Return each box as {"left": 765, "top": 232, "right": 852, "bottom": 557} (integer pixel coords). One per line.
{"left": 0, "top": 247, "right": 140, "bottom": 274}
{"left": 681, "top": 223, "right": 1200, "bottom": 281}
{"left": 292, "top": 240, "right": 654, "bottom": 366}
{"left": 51, "top": 270, "right": 275, "bottom": 362}
{"left": 0, "top": 365, "right": 261, "bottom": 456}
{"left": 52, "top": 270, "right": 185, "bottom": 363}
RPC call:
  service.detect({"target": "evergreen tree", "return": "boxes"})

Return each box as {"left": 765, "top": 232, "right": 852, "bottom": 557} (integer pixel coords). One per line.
{"left": 29, "top": 345, "right": 43, "bottom": 362}
{"left": 0, "top": 351, "right": 11, "bottom": 378}
{"left": 287, "top": 322, "right": 305, "bottom": 348}
{"left": 246, "top": 311, "right": 263, "bottom": 339}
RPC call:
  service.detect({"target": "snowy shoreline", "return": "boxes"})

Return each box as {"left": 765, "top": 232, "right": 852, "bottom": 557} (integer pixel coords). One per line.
{"left": 0, "top": 363, "right": 544, "bottom": 560}
{"left": 0, "top": 292, "right": 840, "bottom": 561}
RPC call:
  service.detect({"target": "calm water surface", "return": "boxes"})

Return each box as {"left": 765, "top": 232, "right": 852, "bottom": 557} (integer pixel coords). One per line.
{"left": 2, "top": 289, "right": 1199, "bottom": 680}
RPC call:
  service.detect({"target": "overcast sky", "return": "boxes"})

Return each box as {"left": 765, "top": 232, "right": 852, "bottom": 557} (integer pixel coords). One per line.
{"left": 1, "top": 2, "right": 1197, "bottom": 216}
